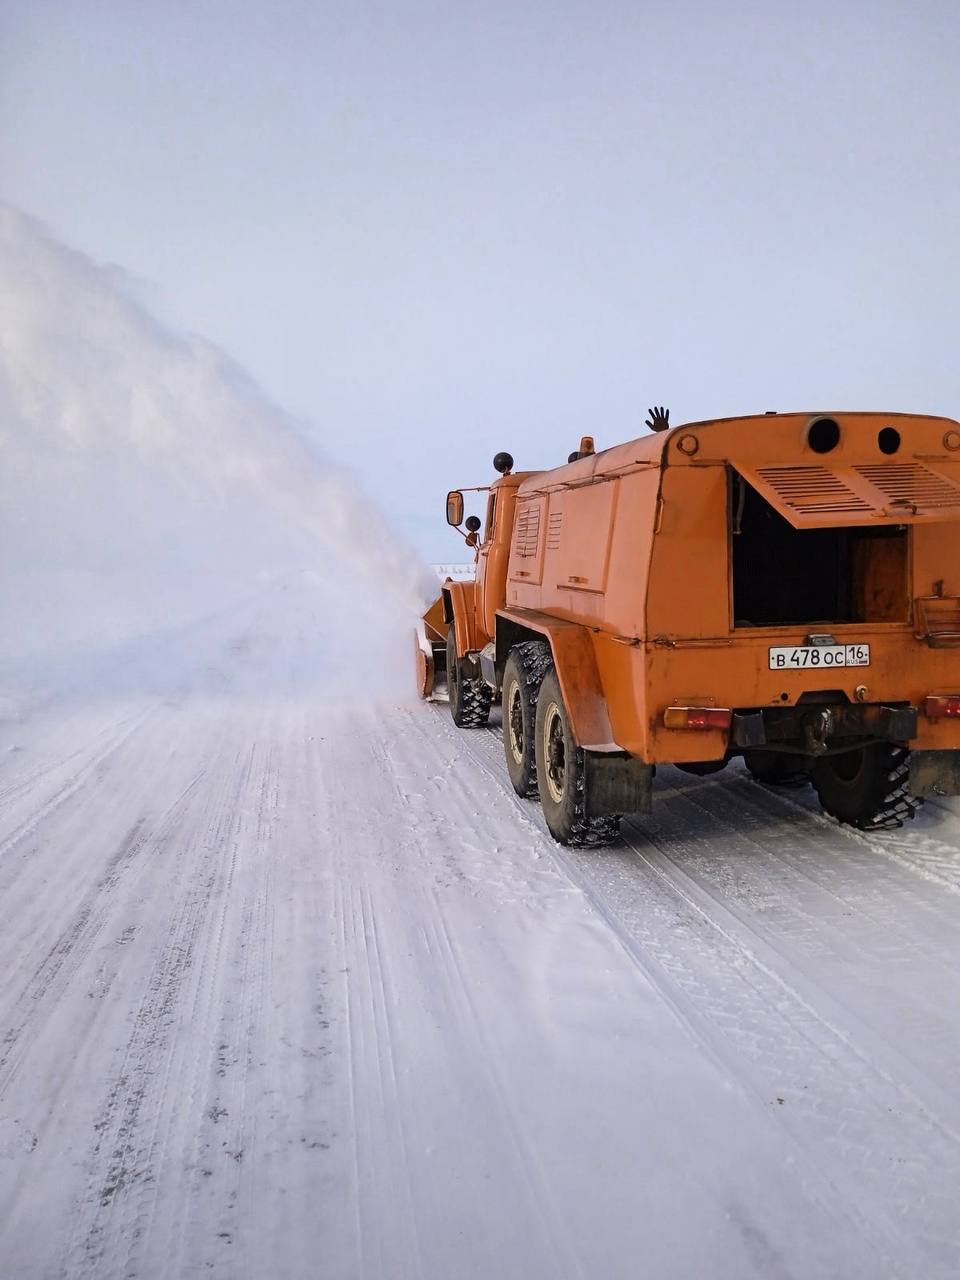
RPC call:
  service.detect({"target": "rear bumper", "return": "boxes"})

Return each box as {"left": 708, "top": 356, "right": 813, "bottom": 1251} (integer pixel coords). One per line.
{"left": 640, "top": 630, "right": 960, "bottom": 758}
{"left": 730, "top": 702, "right": 917, "bottom": 754}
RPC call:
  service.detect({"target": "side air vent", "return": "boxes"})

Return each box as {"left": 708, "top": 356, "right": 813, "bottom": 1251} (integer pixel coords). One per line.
{"left": 513, "top": 505, "right": 541, "bottom": 558}
{"left": 854, "top": 463, "right": 960, "bottom": 512}
{"left": 753, "top": 466, "right": 873, "bottom": 514}
{"left": 546, "top": 511, "right": 563, "bottom": 550}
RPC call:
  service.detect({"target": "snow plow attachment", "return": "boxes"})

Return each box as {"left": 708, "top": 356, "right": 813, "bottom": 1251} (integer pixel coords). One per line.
{"left": 415, "top": 597, "right": 448, "bottom": 700}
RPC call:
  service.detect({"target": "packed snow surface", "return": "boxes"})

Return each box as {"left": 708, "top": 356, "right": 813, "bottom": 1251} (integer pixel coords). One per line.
{"left": 4, "top": 210, "right": 960, "bottom": 1277}
{"left": 4, "top": 632, "right": 960, "bottom": 1278}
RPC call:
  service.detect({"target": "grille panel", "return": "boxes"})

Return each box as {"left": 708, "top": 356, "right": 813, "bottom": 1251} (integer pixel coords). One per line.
{"left": 754, "top": 466, "right": 872, "bottom": 514}
{"left": 854, "top": 463, "right": 960, "bottom": 510}
{"left": 513, "top": 505, "right": 541, "bottom": 558}
{"left": 546, "top": 512, "right": 563, "bottom": 550}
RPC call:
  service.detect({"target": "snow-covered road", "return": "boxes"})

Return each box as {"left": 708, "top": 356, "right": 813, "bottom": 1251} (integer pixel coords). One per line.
{"left": 3, "top": 619, "right": 960, "bottom": 1278}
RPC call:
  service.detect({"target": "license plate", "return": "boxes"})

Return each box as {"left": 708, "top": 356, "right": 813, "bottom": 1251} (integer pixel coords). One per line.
{"left": 768, "top": 644, "right": 870, "bottom": 671}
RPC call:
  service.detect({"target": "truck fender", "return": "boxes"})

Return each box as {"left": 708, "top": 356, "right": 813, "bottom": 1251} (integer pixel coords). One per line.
{"left": 495, "top": 609, "right": 617, "bottom": 752}
{"left": 442, "top": 579, "right": 485, "bottom": 656}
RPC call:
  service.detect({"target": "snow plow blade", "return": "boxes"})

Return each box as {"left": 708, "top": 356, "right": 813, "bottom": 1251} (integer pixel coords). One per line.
{"left": 415, "top": 597, "right": 448, "bottom": 700}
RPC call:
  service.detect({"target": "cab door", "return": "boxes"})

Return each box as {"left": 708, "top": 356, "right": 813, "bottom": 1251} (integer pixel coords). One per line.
{"left": 472, "top": 491, "right": 498, "bottom": 642}
{"left": 478, "top": 481, "right": 525, "bottom": 637}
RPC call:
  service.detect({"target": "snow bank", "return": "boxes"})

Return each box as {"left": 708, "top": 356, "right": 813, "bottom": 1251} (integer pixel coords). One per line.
{"left": 0, "top": 206, "right": 432, "bottom": 705}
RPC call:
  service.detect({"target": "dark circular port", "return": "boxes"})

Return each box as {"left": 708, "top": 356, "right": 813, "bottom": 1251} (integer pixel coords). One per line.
{"left": 807, "top": 417, "right": 840, "bottom": 454}
{"left": 878, "top": 426, "right": 901, "bottom": 455}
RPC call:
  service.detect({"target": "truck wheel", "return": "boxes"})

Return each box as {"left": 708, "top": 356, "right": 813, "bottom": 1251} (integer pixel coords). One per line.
{"left": 743, "top": 751, "right": 809, "bottom": 788}
{"left": 534, "top": 668, "right": 620, "bottom": 847}
{"left": 446, "top": 626, "right": 492, "bottom": 728}
{"left": 502, "top": 641, "right": 551, "bottom": 796}
{"left": 811, "top": 743, "right": 920, "bottom": 831}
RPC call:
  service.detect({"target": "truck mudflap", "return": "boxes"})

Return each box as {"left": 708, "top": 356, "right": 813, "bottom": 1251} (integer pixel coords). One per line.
{"left": 584, "top": 751, "right": 653, "bottom": 817}
{"left": 909, "top": 750, "right": 960, "bottom": 797}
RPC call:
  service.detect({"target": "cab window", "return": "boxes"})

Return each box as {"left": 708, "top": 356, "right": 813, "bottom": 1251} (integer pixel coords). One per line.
{"left": 485, "top": 493, "right": 497, "bottom": 540}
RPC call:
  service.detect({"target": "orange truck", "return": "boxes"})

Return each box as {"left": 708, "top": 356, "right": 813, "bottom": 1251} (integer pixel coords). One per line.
{"left": 416, "top": 411, "right": 960, "bottom": 845}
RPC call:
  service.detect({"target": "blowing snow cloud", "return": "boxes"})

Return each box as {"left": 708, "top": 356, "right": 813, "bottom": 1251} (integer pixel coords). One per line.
{"left": 0, "top": 206, "right": 428, "bottom": 699}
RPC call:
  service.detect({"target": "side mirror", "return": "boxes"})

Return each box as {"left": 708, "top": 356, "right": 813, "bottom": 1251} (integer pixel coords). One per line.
{"left": 446, "top": 490, "right": 465, "bottom": 526}
{"left": 465, "top": 515, "right": 481, "bottom": 533}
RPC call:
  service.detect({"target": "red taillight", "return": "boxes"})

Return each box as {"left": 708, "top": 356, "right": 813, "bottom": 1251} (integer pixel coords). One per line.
{"left": 663, "top": 706, "right": 733, "bottom": 731}
{"left": 923, "top": 695, "right": 960, "bottom": 720}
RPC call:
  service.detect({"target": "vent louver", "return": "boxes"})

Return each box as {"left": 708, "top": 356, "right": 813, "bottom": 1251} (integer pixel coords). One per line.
{"left": 854, "top": 463, "right": 960, "bottom": 511}
{"left": 547, "top": 511, "right": 563, "bottom": 549}
{"left": 753, "top": 466, "right": 872, "bottom": 515}
{"left": 513, "top": 505, "right": 541, "bottom": 558}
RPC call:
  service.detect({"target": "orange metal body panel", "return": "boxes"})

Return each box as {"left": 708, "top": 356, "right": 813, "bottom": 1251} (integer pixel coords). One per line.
{"left": 494, "top": 412, "right": 960, "bottom": 761}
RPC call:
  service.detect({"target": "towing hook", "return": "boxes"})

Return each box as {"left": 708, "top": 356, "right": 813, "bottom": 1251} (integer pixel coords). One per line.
{"left": 803, "top": 709, "right": 834, "bottom": 756}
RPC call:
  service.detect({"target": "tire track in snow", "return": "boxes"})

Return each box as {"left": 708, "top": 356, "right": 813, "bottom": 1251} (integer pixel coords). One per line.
{"left": 65, "top": 732, "right": 258, "bottom": 1280}
{"left": 0, "top": 819, "right": 149, "bottom": 1100}
{"left": 0, "top": 703, "right": 148, "bottom": 809}
{"left": 366, "top": 709, "right": 589, "bottom": 1280}
{"left": 0, "top": 767, "right": 205, "bottom": 1105}
{"left": 0, "top": 705, "right": 155, "bottom": 866}
{"left": 737, "top": 765, "right": 960, "bottom": 898}
{"left": 425, "top": 907, "right": 587, "bottom": 1280}
{"left": 326, "top": 712, "right": 425, "bottom": 1280}
{"left": 327, "top": 706, "right": 587, "bottom": 1280}
{"left": 444, "top": 708, "right": 960, "bottom": 1273}
{"left": 171, "top": 734, "right": 280, "bottom": 1275}
{"left": 335, "top": 873, "right": 368, "bottom": 1280}
{"left": 123, "top": 735, "right": 263, "bottom": 1280}
{"left": 644, "top": 769, "right": 960, "bottom": 1093}
{"left": 354, "top": 881, "right": 427, "bottom": 1279}
{"left": 663, "top": 765, "right": 960, "bottom": 970}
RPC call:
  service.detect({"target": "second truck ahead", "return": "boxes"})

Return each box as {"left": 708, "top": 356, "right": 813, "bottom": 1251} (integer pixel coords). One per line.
{"left": 416, "top": 411, "right": 960, "bottom": 845}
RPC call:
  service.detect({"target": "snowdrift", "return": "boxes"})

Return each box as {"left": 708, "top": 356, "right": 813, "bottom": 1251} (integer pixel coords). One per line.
{"left": 0, "top": 206, "right": 431, "bottom": 704}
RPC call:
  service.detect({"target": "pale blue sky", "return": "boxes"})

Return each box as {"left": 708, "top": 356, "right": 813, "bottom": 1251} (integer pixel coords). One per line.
{"left": 3, "top": 0, "right": 959, "bottom": 557}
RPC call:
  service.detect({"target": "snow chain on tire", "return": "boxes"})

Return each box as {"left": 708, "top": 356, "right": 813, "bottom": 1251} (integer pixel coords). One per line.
{"left": 447, "top": 625, "right": 492, "bottom": 728}
{"left": 568, "top": 791, "right": 622, "bottom": 848}
{"left": 457, "top": 678, "right": 493, "bottom": 728}
{"left": 535, "top": 666, "right": 621, "bottom": 848}
{"left": 503, "top": 640, "right": 553, "bottom": 795}
{"left": 554, "top": 742, "right": 622, "bottom": 847}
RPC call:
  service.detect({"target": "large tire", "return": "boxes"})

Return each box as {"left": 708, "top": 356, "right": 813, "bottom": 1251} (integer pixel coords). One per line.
{"left": 446, "top": 626, "right": 492, "bottom": 728}
{"left": 743, "top": 750, "right": 809, "bottom": 788}
{"left": 811, "top": 743, "right": 920, "bottom": 831}
{"left": 533, "top": 667, "right": 620, "bottom": 847}
{"left": 502, "top": 641, "right": 552, "bottom": 796}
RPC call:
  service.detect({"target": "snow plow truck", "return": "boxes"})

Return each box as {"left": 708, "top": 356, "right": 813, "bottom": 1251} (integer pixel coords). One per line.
{"left": 416, "top": 411, "right": 960, "bottom": 846}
